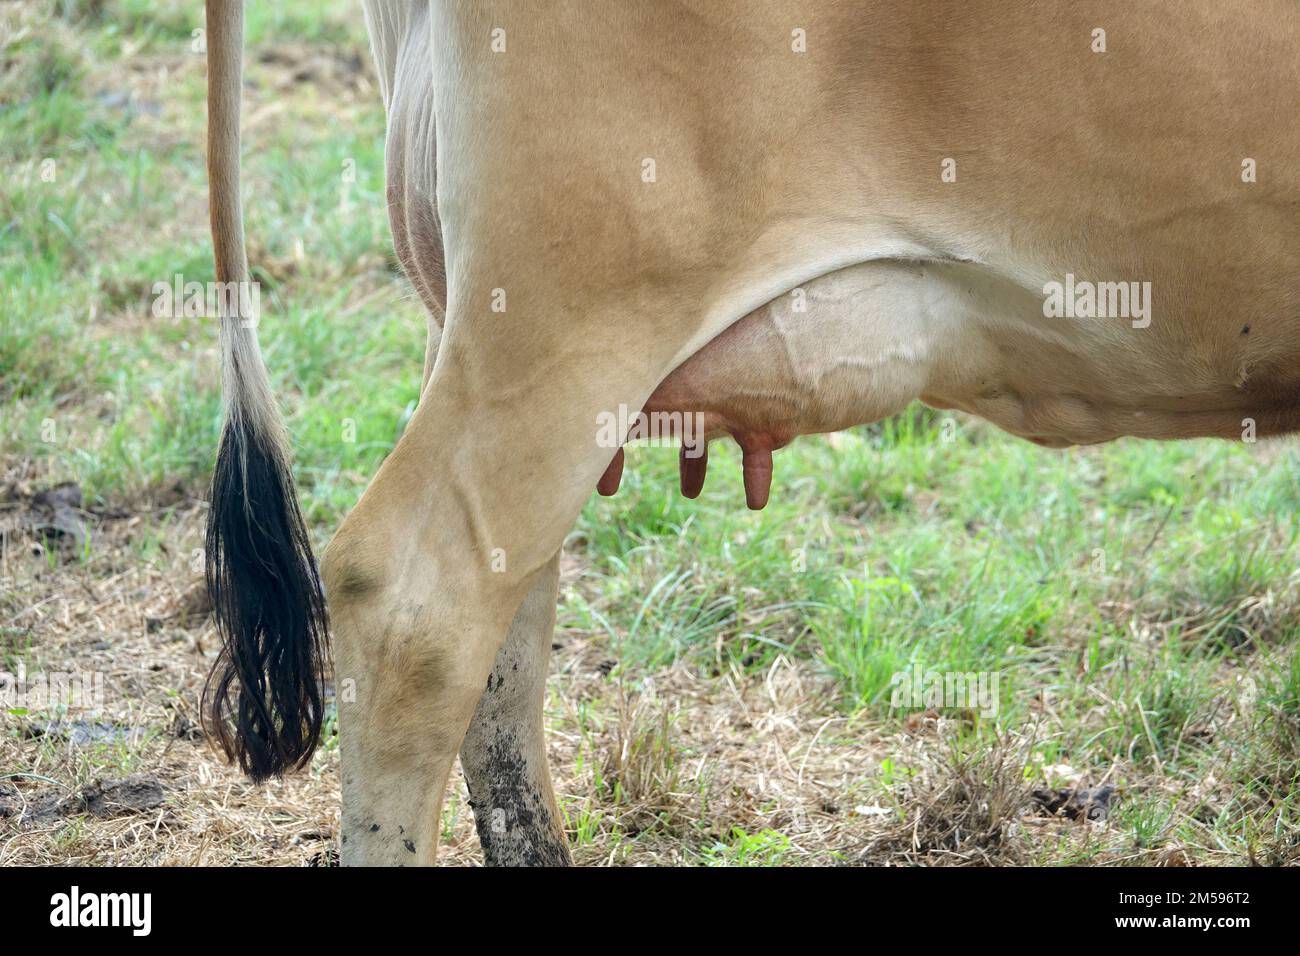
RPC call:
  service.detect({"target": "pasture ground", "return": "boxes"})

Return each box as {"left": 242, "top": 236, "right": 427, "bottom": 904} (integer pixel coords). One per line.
{"left": 2, "top": 0, "right": 1298, "bottom": 866}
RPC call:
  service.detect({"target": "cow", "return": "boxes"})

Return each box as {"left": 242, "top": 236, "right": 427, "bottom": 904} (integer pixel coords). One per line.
{"left": 199, "top": 0, "right": 1299, "bottom": 865}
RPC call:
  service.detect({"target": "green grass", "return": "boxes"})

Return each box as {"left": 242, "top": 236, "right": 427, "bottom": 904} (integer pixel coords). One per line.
{"left": 1, "top": 0, "right": 411, "bottom": 514}
{"left": 699, "top": 827, "right": 793, "bottom": 866}
{"left": 3, "top": 0, "right": 1298, "bottom": 865}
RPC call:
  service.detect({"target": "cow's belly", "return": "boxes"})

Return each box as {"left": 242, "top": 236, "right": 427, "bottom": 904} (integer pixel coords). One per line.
{"left": 641, "top": 258, "right": 1298, "bottom": 500}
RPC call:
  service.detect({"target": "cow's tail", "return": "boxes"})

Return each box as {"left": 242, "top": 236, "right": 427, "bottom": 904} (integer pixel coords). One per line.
{"left": 201, "top": 0, "right": 328, "bottom": 782}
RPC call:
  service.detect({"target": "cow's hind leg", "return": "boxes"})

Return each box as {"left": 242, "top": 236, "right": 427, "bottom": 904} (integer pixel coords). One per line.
{"left": 329, "top": 4, "right": 754, "bottom": 863}
{"left": 325, "top": 293, "right": 697, "bottom": 864}
{"left": 459, "top": 552, "right": 570, "bottom": 865}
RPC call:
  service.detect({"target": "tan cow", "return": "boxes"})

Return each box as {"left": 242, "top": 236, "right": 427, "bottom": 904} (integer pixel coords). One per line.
{"left": 200, "top": 0, "right": 1299, "bottom": 865}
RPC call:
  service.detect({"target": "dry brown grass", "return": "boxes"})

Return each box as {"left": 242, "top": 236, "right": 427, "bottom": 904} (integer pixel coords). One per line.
{"left": 3, "top": 480, "right": 1295, "bottom": 866}
{"left": 0, "top": 492, "right": 1013, "bottom": 866}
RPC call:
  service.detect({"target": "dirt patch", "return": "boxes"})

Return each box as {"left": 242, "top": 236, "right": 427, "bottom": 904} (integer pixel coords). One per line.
{"left": 24, "top": 718, "right": 144, "bottom": 747}
{"left": 0, "top": 482, "right": 89, "bottom": 554}
{"left": 254, "top": 43, "right": 370, "bottom": 97}
{"left": 1033, "top": 785, "right": 1117, "bottom": 822}
{"left": 0, "top": 773, "right": 163, "bottom": 825}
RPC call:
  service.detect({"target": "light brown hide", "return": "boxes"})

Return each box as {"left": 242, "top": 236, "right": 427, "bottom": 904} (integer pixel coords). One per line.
{"left": 332, "top": 0, "right": 1298, "bottom": 865}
